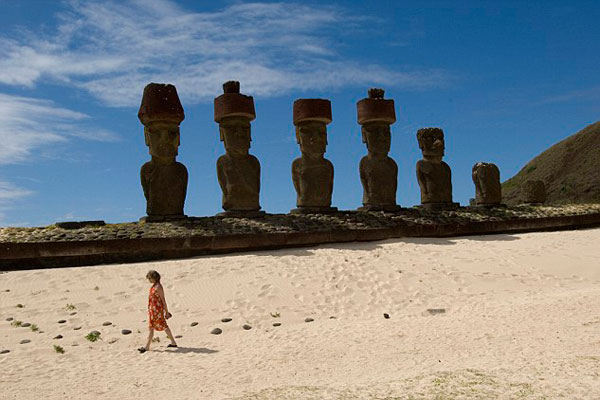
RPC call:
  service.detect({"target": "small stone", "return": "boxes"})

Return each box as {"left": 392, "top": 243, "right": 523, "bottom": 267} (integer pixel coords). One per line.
{"left": 54, "top": 335, "right": 63, "bottom": 339}
{"left": 21, "top": 322, "right": 31, "bottom": 328}
{"left": 0, "top": 349, "right": 9, "bottom": 354}
{"left": 272, "top": 322, "right": 281, "bottom": 327}
{"left": 4, "top": 289, "right": 9, "bottom": 292}
{"left": 190, "top": 322, "right": 198, "bottom": 327}
{"left": 121, "top": 329, "right": 132, "bottom": 335}
{"left": 329, "top": 316, "right": 336, "bottom": 319}
{"left": 58, "top": 320, "right": 67, "bottom": 324}
{"left": 426, "top": 308, "right": 446, "bottom": 315}
{"left": 304, "top": 318, "right": 314, "bottom": 323}
{"left": 102, "top": 321, "right": 112, "bottom": 326}
{"left": 242, "top": 324, "right": 252, "bottom": 330}
{"left": 73, "top": 326, "right": 82, "bottom": 330}
{"left": 71, "top": 343, "right": 79, "bottom": 347}
{"left": 70, "top": 312, "right": 77, "bottom": 316}
{"left": 6, "top": 317, "right": 13, "bottom": 321}
{"left": 175, "top": 335, "right": 182, "bottom": 339}
{"left": 383, "top": 313, "right": 390, "bottom": 319}
{"left": 211, "top": 328, "right": 222, "bottom": 335}
{"left": 20, "top": 339, "right": 31, "bottom": 344}
{"left": 221, "top": 318, "right": 232, "bottom": 323}
{"left": 108, "top": 338, "right": 118, "bottom": 344}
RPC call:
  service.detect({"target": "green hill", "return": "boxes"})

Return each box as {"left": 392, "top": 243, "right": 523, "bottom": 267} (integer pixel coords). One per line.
{"left": 502, "top": 121, "right": 600, "bottom": 205}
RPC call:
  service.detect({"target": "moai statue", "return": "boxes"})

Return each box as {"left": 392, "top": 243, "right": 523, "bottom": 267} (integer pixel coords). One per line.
{"left": 214, "top": 81, "right": 263, "bottom": 217}
{"left": 522, "top": 180, "right": 546, "bottom": 204}
{"left": 471, "top": 162, "right": 504, "bottom": 207}
{"left": 415, "top": 127, "right": 459, "bottom": 210}
{"left": 356, "top": 88, "right": 400, "bottom": 212}
{"left": 291, "top": 98, "right": 337, "bottom": 214}
{"left": 138, "top": 83, "right": 188, "bottom": 222}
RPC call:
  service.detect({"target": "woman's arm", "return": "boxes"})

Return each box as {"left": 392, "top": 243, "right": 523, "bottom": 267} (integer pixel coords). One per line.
{"left": 157, "top": 285, "right": 169, "bottom": 314}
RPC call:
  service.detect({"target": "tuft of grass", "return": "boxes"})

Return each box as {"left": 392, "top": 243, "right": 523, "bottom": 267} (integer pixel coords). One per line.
{"left": 65, "top": 303, "right": 76, "bottom": 311}
{"left": 152, "top": 337, "right": 160, "bottom": 343}
{"left": 270, "top": 312, "right": 281, "bottom": 318}
{"left": 53, "top": 345, "right": 65, "bottom": 354}
{"left": 30, "top": 324, "right": 39, "bottom": 332}
{"left": 11, "top": 320, "right": 22, "bottom": 327}
{"left": 16, "top": 303, "right": 24, "bottom": 308}
{"left": 85, "top": 332, "right": 102, "bottom": 342}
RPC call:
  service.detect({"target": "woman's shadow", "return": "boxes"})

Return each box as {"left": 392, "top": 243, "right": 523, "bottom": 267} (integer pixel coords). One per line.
{"left": 157, "top": 347, "right": 218, "bottom": 354}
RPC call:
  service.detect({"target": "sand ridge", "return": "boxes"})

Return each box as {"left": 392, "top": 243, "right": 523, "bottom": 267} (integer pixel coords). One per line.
{"left": 1, "top": 229, "right": 600, "bottom": 399}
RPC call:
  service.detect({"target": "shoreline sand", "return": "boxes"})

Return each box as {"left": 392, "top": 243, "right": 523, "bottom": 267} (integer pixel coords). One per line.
{"left": 2, "top": 228, "right": 600, "bottom": 399}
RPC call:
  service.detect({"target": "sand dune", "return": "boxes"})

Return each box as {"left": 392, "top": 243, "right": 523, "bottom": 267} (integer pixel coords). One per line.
{"left": 2, "top": 229, "right": 600, "bottom": 399}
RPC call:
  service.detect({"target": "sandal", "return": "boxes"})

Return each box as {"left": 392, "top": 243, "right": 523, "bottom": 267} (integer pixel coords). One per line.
{"left": 138, "top": 347, "right": 147, "bottom": 353}
{"left": 167, "top": 344, "right": 178, "bottom": 348}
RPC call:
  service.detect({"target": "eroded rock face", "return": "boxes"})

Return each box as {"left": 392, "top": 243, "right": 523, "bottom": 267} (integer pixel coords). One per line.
{"left": 138, "top": 83, "right": 188, "bottom": 221}
{"left": 291, "top": 99, "right": 336, "bottom": 213}
{"left": 522, "top": 180, "right": 547, "bottom": 204}
{"left": 472, "top": 162, "right": 502, "bottom": 205}
{"left": 357, "top": 88, "right": 398, "bottom": 211}
{"left": 214, "top": 81, "right": 261, "bottom": 215}
{"left": 415, "top": 127, "right": 455, "bottom": 207}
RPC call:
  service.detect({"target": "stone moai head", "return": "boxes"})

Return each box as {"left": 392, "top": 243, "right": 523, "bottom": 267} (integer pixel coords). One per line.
{"left": 214, "top": 81, "right": 256, "bottom": 157}
{"left": 417, "top": 127, "right": 445, "bottom": 163}
{"left": 357, "top": 88, "right": 396, "bottom": 157}
{"left": 293, "top": 99, "right": 332, "bottom": 158}
{"left": 472, "top": 162, "right": 502, "bottom": 204}
{"left": 138, "top": 83, "right": 185, "bottom": 163}
{"left": 522, "top": 180, "right": 546, "bottom": 204}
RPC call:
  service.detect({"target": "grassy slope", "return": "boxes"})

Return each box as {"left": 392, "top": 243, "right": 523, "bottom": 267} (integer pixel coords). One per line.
{"left": 502, "top": 121, "right": 600, "bottom": 205}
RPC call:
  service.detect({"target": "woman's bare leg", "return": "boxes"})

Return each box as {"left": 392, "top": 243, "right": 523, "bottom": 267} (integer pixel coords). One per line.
{"left": 144, "top": 328, "right": 154, "bottom": 350}
{"left": 165, "top": 327, "right": 177, "bottom": 346}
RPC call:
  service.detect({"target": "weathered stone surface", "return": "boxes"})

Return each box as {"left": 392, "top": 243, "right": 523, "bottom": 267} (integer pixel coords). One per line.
{"left": 472, "top": 162, "right": 502, "bottom": 205}
{"left": 55, "top": 221, "right": 106, "bottom": 229}
{"left": 357, "top": 89, "right": 399, "bottom": 211}
{"left": 139, "top": 83, "right": 188, "bottom": 221}
{"left": 215, "top": 82, "right": 262, "bottom": 216}
{"left": 416, "top": 128, "right": 458, "bottom": 208}
{"left": 522, "top": 180, "right": 547, "bottom": 204}
{"left": 2, "top": 204, "right": 600, "bottom": 270}
{"left": 291, "top": 99, "right": 336, "bottom": 213}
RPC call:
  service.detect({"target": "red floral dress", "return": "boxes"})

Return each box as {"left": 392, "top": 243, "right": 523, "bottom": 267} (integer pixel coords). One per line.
{"left": 148, "top": 284, "right": 168, "bottom": 331}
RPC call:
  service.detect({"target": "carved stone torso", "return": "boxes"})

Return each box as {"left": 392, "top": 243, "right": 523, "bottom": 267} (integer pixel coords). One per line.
{"left": 141, "top": 161, "right": 188, "bottom": 216}
{"left": 416, "top": 159, "right": 452, "bottom": 203}
{"left": 360, "top": 156, "right": 398, "bottom": 206}
{"left": 217, "top": 154, "right": 260, "bottom": 210}
{"left": 473, "top": 163, "right": 501, "bottom": 204}
{"left": 292, "top": 157, "right": 334, "bottom": 208}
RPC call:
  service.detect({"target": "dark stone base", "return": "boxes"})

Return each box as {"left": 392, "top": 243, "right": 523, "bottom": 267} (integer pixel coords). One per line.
{"left": 468, "top": 203, "right": 507, "bottom": 209}
{"left": 140, "top": 215, "right": 187, "bottom": 223}
{"left": 358, "top": 204, "right": 402, "bottom": 212}
{"left": 290, "top": 206, "right": 338, "bottom": 214}
{"left": 415, "top": 202, "right": 461, "bottom": 211}
{"left": 55, "top": 221, "right": 106, "bottom": 229}
{"left": 217, "top": 210, "right": 266, "bottom": 218}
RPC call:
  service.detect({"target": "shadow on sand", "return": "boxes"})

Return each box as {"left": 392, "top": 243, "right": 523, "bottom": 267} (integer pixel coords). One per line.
{"left": 155, "top": 347, "right": 218, "bottom": 354}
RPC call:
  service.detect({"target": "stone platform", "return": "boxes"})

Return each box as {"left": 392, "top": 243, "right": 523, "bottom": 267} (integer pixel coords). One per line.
{"left": 1, "top": 204, "right": 600, "bottom": 270}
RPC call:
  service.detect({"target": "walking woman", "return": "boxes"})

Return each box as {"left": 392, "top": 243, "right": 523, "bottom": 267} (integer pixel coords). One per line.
{"left": 139, "top": 270, "right": 177, "bottom": 353}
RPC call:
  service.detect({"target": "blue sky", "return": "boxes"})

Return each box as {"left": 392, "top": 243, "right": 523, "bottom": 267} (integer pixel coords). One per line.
{"left": 0, "top": 0, "right": 599, "bottom": 226}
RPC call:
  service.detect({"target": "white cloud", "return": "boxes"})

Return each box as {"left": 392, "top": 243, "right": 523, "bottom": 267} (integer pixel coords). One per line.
{"left": 0, "top": 93, "right": 119, "bottom": 164}
{"left": 0, "top": 1, "right": 449, "bottom": 107}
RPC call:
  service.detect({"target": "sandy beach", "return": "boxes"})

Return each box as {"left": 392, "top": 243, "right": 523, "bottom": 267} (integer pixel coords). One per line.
{"left": 1, "top": 228, "right": 600, "bottom": 399}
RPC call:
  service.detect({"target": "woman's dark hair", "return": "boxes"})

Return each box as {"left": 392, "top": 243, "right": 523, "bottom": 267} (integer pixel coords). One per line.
{"left": 146, "top": 270, "right": 161, "bottom": 283}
